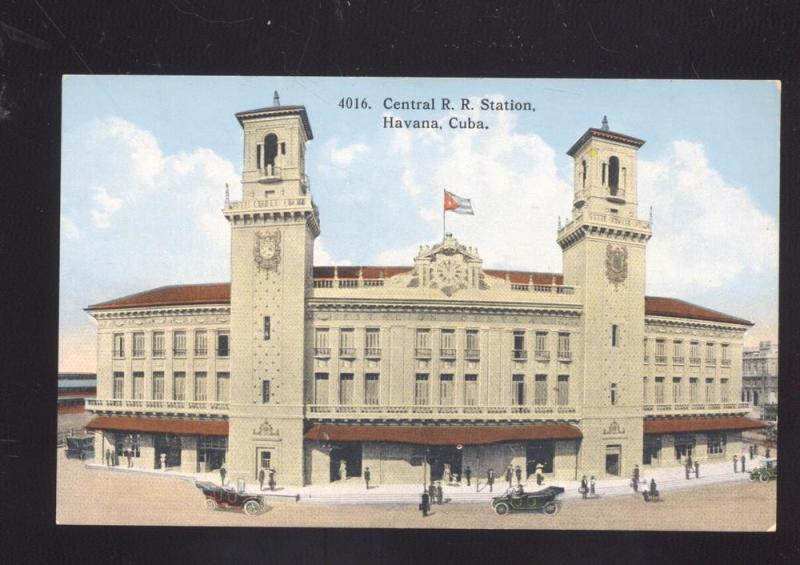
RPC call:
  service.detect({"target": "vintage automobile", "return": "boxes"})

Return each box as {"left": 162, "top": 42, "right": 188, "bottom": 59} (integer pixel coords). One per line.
{"left": 491, "top": 485, "right": 565, "bottom": 516}
{"left": 749, "top": 458, "right": 778, "bottom": 483}
{"left": 195, "top": 481, "right": 266, "bottom": 515}
{"left": 64, "top": 436, "right": 95, "bottom": 460}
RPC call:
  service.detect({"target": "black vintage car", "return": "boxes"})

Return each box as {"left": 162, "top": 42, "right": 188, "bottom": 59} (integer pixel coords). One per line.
{"left": 64, "top": 436, "right": 95, "bottom": 460}
{"left": 491, "top": 486, "right": 565, "bottom": 516}
{"left": 195, "top": 481, "right": 266, "bottom": 516}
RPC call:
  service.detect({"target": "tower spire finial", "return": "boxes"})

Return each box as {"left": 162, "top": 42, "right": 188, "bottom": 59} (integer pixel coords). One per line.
{"left": 225, "top": 182, "right": 230, "bottom": 206}
{"left": 273, "top": 90, "right": 280, "bottom": 106}
{"left": 601, "top": 115, "right": 609, "bottom": 131}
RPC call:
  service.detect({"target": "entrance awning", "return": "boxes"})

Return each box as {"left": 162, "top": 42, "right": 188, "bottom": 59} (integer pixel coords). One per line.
{"left": 304, "top": 423, "right": 582, "bottom": 445}
{"left": 644, "top": 416, "right": 765, "bottom": 435}
{"left": 86, "top": 416, "right": 228, "bottom": 437}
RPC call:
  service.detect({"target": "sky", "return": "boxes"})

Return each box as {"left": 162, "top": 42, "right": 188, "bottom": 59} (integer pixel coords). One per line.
{"left": 60, "top": 77, "right": 780, "bottom": 372}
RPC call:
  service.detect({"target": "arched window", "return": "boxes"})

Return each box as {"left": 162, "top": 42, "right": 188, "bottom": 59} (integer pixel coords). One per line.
{"left": 753, "top": 391, "right": 759, "bottom": 406}
{"left": 581, "top": 160, "right": 587, "bottom": 188}
{"left": 608, "top": 156, "right": 620, "bottom": 195}
{"left": 264, "top": 133, "right": 278, "bottom": 173}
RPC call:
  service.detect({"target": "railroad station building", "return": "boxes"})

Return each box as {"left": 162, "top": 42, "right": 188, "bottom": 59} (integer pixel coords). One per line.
{"left": 85, "top": 100, "right": 763, "bottom": 485}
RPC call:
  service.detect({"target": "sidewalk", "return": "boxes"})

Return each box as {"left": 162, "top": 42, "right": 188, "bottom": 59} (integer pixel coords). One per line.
{"left": 86, "top": 456, "right": 773, "bottom": 505}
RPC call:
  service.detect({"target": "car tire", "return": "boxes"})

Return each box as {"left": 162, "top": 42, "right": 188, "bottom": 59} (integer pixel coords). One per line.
{"left": 749, "top": 473, "right": 756, "bottom": 481}
{"left": 494, "top": 502, "right": 510, "bottom": 516}
{"left": 759, "top": 473, "right": 769, "bottom": 483}
{"left": 205, "top": 498, "right": 218, "bottom": 511}
{"left": 543, "top": 501, "right": 560, "bottom": 516}
{"left": 243, "top": 500, "right": 262, "bottom": 516}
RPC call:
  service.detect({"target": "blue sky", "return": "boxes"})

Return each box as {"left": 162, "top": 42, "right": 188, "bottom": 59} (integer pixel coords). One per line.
{"left": 60, "top": 77, "right": 779, "bottom": 371}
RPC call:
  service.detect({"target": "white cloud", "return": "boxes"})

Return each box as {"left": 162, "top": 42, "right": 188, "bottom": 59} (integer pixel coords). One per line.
{"left": 315, "top": 237, "right": 352, "bottom": 266}
{"left": 330, "top": 141, "right": 369, "bottom": 169}
{"left": 377, "top": 243, "right": 423, "bottom": 265}
{"left": 61, "top": 215, "right": 80, "bottom": 240}
{"left": 639, "top": 140, "right": 778, "bottom": 294}
{"left": 89, "top": 185, "right": 122, "bottom": 228}
{"left": 100, "top": 117, "right": 165, "bottom": 186}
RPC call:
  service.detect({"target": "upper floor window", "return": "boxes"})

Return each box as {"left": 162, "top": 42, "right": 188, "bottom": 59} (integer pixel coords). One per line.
{"left": 439, "top": 374, "right": 454, "bottom": 406}
{"left": 216, "top": 372, "right": 229, "bottom": 403}
{"left": 643, "top": 338, "right": 649, "bottom": 363}
{"left": 581, "top": 159, "right": 587, "bottom": 188}
{"left": 689, "top": 377, "right": 699, "bottom": 403}
{"left": 152, "top": 371, "right": 165, "bottom": 401}
{"left": 721, "top": 344, "right": 731, "bottom": 366}
{"left": 673, "top": 340, "right": 684, "bottom": 364}
{"left": 720, "top": 378, "right": 730, "bottom": 402}
{"left": 611, "top": 325, "right": 620, "bottom": 347}
{"left": 654, "top": 377, "right": 665, "bottom": 404}
{"left": 610, "top": 382, "right": 618, "bottom": 405}
{"left": 440, "top": 329, "right": 456, "bottom": 358}
{"left": 557, "top": 375, "right": 570, "bottom": 405}
{"left": 132, "top": 333, "right": 145, "bottom": 358}
{"left": 113, "top": 334, "right": 125, "bottom": 359}
{"left": 365, "top": 328, "right": 381, "bottom": 357}
{"left": 152, "top": 332, "right": 165, "bottom": 358}
{"left": 194, "top": 330, "right": 208, "bottom": 356}
{"left": 655, "top": 339, "right": 666, "bottom": 364}
{"left": 173, "top": 331, "right": 187, "bottom": 357}
{"left": 705, "top": 378, "right": 715, "bottom": 402}
{"left": 464, "top": 374, "right": 478, "bottom": 406}
{"left": 705, "top": 343, "right": 716, "bottom": 365}
{"left": 113, "top": 372, "right": 124, "bottom": 399}
{"left": 415, "top": 329, "right": 431, "bottom": 358}
{"left": 534, "top": 374, "right": 548, "bottom": 406}
{"left": 511, "top": 374, "right": 525, "bottom": 405}
{"left": 558, "top": 333, "right": 571, "bottom": 360}
{"left": 338, "top": 374, "right": 353, "bottom": 405}
{"left": 535, "top": 332, "right": 548, "bottom": 357}
{"left": 314, "top": 373, "right": 329, "bottom": 405}
{"left": 132, "top": 372, "right": 144, "bottom": 399}
{"left": 217, "top": 331, "right": 229, "bottom": 357}
{"left": 365, "top": 373, "right": 380, "bottom": 405}
{"left": 513, "top": 330, "right": 527, "bottom": 360}
{"left": 173, "top": 372, "right": 186, "bottom": 401}
{"left": 194, "top": 372, "right": 207, "bottom": 401}
{"left": 314, "top": 328, "right": 330, "bottom": 357}
{"left": 414, "top": 374, "right": 430, "bottom": 406}
{"left": 465, "top": 329, "right": 480, "bottom": 358}
{"left": 262, "top": 379, "right": 272, "bottom": 404}
{"left": 690, "top": 341, "right": 700, "bottom": 365}
{"left": 258, "top": 133, "right": 279, "bottom": 173}
{"left": 672, "top": 377, "right": 682, "bottom": 403}
{"left": 608, "top": 156, "right": 620, "bottom": 195}
{"left": 339, "top": 328, "right": 355, "bottom": 356}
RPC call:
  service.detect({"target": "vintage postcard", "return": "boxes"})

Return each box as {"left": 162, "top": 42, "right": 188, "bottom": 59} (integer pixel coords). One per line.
{"left": 57, "top": 77, "right": 778, "bottom": 529}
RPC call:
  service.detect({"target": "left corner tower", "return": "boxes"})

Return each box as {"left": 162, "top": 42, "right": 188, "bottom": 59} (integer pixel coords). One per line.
{"left": 223, "top": 100, "right": 319, "bottom": 485}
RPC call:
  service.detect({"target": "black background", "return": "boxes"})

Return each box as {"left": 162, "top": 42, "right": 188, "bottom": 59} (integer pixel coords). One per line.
{"left": 1, "top": 1, "right": 798, "bottom": 563}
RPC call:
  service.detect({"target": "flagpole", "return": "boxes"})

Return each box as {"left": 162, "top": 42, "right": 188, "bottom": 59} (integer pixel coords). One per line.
{"left": 442, "top": 189, "right": 446, "bottom": 242}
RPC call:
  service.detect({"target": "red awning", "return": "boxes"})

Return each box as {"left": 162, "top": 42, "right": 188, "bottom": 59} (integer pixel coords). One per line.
{"left": 86, "top": 416, "right": 228, "bottom": 436}
{"left": 304, "top": 424, "right": 582, "bottom": 445}
{"left": 644, "top": 416, "right": 765, "bottom": 435}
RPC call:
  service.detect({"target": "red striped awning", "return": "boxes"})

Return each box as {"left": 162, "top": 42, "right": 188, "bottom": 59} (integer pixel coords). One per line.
{"left": 644, "top": 416, "right": 765, "bottom": 435}
{"left": 86, "top": 416, "right": 228, "bottom": 436}
{"left": 304, "top": 424, "right": 582, "bottom": 445}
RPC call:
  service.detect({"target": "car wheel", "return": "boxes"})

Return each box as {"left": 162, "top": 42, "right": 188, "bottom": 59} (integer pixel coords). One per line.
{"left": 205, "top": 498, "right": 218, "bottom": 511}
{"left": 494, "top": 502, "right": 510, "bottom": 516}
{"left": 759, "top": 473, "right": 769, "bottom": 483}
{"left": 543, "top": 501, "right": 560, "bottom": 516}
{"left": 749, "top": 473, "right": 756, "bottom": 481}
{"left": 243, "top": 500, "right": 262, "bottom": 516}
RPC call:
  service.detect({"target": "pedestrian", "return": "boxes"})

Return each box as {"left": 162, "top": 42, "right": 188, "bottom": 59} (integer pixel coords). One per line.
{"left": 590, "top": 476, "right": 596, "bottom": 497}
{"left": 694, "top": 460, "right": 700, "bottom": 479}
{"left": 535, "top": 463, "right": 544, "bottom": 486}
{"left": 649, "top": 478, "right": 658, "bottom": 498}
{"left": 219, "top": 465, "right": 227, "bottom": 486}
{"left": 754, "top": 444, "right": 759, "bottom": 457}
{"left": 258, "top": 468, "right": 266, "bottom": 491}
{"left": 741, "top": 453, "right": 746, "bottom": 473}
{"left": 749, "top": 444, "right": 754, "bottom": 459}
{"left": 505, "top": 465, "right": 513, "bottom": 487}
{"left": 364, "top": 466, "right": 371, "bottom": 490}
{"left": 733, "top": 454, "right": 738, "bottom": 473}
{"left": 766, "top": 447, "right": 771, "bottom": 458}
{"left": 268, "top": 468, "right": 276, "bottom": 491}
{"left": 420, "top": 491, "right": 430, "bottom": 517}
{"left": 685, "top": 459, "right": 691, "bottom": 480}
{"left": 465, "top": 465, "right": 472, "bottom": 486}
{"left": 687, "top": 453, "right": 693, "bottom": 469}
{"left": 105, "top": 448, "right": 111, "bottom": 467}
{"left": 428, "top": 482, "right": 436, "bottom": 504}
{"left": 436, "top": 481, "right": 444, "bottom": 504}
{"left": 580, "top": 475, "right": 588, "bottom": 500}
{"left": 487, "top": 468, "right": 495, "bottom": 492}
{"left": 515, "top": 465, "right": 522, "bottom": 485}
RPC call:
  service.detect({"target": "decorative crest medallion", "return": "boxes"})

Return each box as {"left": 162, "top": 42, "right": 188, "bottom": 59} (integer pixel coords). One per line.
{"left": 253, "top": 420, "right": 280, "bottom": 437}
{"left": 605, "top": 244, "right": 628, "bottom": 285}
{"left": 603, "top": 420, "right": 626, "bottom": 435}
{"left": 254, "top": 230, "right": 281, "bottom": 274}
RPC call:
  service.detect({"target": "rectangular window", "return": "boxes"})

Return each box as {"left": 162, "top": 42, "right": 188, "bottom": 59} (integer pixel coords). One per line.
{"left": 610, "top": 382, "right": 618, "bottom": 405}
{"left": 465, "top": 329, "right": 480, "bottom": 358}
{"left": 263, "top": 316, "right": 271, "bottom": 340}
{"left": 365, "top": 373, "right": 380, "bottom": 405}
{"left": 690, "top": 342, "right": 700, "bottom": 365}
{"left": 132, "top": 372, "right": 144, "bottom": 399}
{"left": 655, "top": 339, "right": 666, "bottom": 364}
{"left": 720, "top": 378, "right": 729, "bottom": 402}
{"left": 611, "top": 325, "right": 620, "bottom": 347}
{"left": 414, "top": 374, "right": 430, "bottom": 405}
{"left": 706, "top": 432, "right": 726, "bottom": 456}
{"left": 642, "top": 377, "right": 649, "bottom": 404}
{"left": 557, "top": 375, "right": 569, "bottom": 405}
{"left": 654, "top": 377, "right": 665, "bottom": 404}
{"left": 706, "top": 343, "right": 716, "bottom": 365}
{"left": 314, "top": 328, "right": 330, "bottom": 357}
{"left": 721, "top": 344, "right": 731, "bottom": 366}
{"left": 133, "top": 332, "right": 145, "bottom": 358}
{"left": 705, "top": 378, "right": 715, "bottom": 402}
{"left": 216, "top": 372, "right": 229, "bottom": 402}
{"left": 314, "top": 373, "right": 329, "bottom": 404}
{"left": 558, "top": 333, "right": 571, "bottom": 360}
{"left": 673, "top": 340, "right": 684, "bottom": 364}
{"left": 534, "top": 374, "right": 548, "bottom": 406}
{"left": 173, "top": 331, "right": 187, "bottom": 357}
{"left": 643, "top": 337, "right": 649, "bottom": 363}
{"left": 217, "top": 331, "right": 229, "bottom": 357}
{"left": 262, "top": 380, "right": 271, "bottom": 404}
{"left": 415, "top": 329, "right": 431, "bottom": 358}
{"left": 152, "top": 371, "right": 164, "bottom": 400}
{"left": 535, "top": 332, "right": 549, "bottom": 359}
{"left": 464, "top": 374, "right": 478, "bottom": 406}
{"left": 194, "top": 372, "right": 207, "bottom": 401}
{"left": 338, "top": 374, "right": 353, "bottom": 405}
{"left": 113, "top": 334, "right": 125, "bottom": 358}
{"left": 511, "top": 374, "right": 525, "bottom": 405}
{"left": 643, "top": 435, "right": 662, "bottom": 465}
{"left": 365, "top": 328, "right": 381, "bottom": 357}
{"left": 440, "top": 329, "right": 456, "bottom": 358}
{"left": 689, "top": 377, "right": 699, "bottom": 403}
{"left": 672, "top": 377, "right": 682, "bottom": 404}
{"left": 113, "top": 372, "right": 124, "bottom": 399}
{"left": 339, "top": 328, "right": 355, "bottom": 357}
{"left": 152, "top": 332, "right": 165, "bottom": 358}
{"left": 512, "top": 330, "right": 526, "bottom": 360}
{"left": 439, "top": 374, "right": 454, "bottom": 405}
{"left": 194, "top": 331, "right": 207, "bottom": 356}
{"left": 173, "top": 372, "right": 186, "bottom": 401}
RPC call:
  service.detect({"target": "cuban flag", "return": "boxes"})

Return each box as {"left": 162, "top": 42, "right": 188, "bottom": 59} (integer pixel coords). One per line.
{"left": 444, "top": 190, "right": 475, "bottom": 215}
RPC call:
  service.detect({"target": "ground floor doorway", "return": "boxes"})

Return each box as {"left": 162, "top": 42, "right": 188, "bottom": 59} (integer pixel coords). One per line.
{"left": 427, "top": 446, "right": 462, "bottom": 482}
{"left": 605, "top": 444, "right": 621, "bottom": 476}
{"left": 154, "top": 433, "right": 181, "bottom": 469}
{"left": 526, "top": 440, "right": 555, "bottom": 477}
{"left": 197, "top": 436, "right": 226, "bottom": 472}
{"left": 643, "top": 435, "right": 662, "bottom": 465}
{"left": 674, "top": 434, "right": 696, "bottom": 462}
{"left": 329, "top": 442, "right": 362, "bottom": 481}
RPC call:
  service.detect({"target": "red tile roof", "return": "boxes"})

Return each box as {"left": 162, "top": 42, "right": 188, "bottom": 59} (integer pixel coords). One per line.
{"left": 86, "top": 272, "right": 752, "bottom": 327}
{"left": 643, "top": 416, "right": 765, "bottom": 435}
{"left": 86, "top": 416, "right": 228, "bottom": 436}
{"left": 304, "top": 423, "right": 582, "bottom": 445}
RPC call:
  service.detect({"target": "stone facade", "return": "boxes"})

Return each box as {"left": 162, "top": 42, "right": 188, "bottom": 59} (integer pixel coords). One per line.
{"left": 742, "top": 341, "right": 778, "bottom": 420}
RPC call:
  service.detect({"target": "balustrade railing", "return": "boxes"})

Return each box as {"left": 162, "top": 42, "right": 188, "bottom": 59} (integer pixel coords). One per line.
{"left": 86, "top": 398, "right": 229, "bottom": 415}
{"left": 642, "top": 402, "right": 749, "bottom": 416}
{"left": 306, "top": 404, "right": 579, "bottom": 420}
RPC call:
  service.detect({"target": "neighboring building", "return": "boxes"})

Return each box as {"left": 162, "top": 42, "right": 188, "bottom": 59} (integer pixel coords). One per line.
{"left": 84, "top": 101, "right": 762, "bottom": 485}
{"left": 742, "top": 341, "right": 778, "bottom": 421}
{"left": 58, "top": 373, "right": 97, "bottom": 440}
